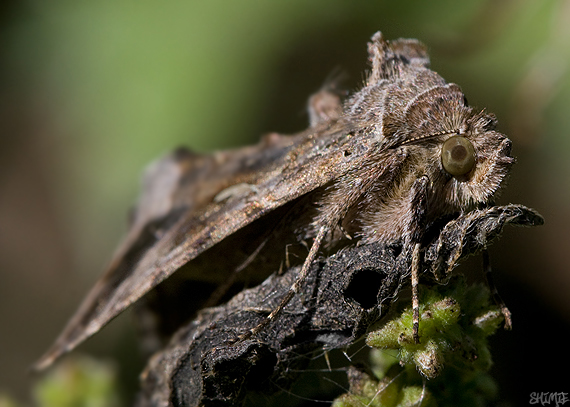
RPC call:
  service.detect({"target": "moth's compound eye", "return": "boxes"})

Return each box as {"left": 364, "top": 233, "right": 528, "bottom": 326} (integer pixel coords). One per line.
{"left": 441, "top": 136, "right": 476, "bottom": 176}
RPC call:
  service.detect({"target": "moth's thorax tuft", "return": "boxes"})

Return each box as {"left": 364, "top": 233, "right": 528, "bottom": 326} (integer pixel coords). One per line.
{"left": 317, "top": 33, "right": 514, "bottom": 246}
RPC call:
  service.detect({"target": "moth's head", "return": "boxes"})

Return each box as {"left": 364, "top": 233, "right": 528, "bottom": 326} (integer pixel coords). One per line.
{"left": 402, "top": 84, "right": 515, "bottom": 211}
{"left": 438, "top": 115, "right": 514, "bottom": 209}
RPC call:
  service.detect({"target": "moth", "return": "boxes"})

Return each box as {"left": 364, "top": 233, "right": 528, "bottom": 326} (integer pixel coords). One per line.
{"left": 35, "top": 32, "right": 513, "bottom": 370}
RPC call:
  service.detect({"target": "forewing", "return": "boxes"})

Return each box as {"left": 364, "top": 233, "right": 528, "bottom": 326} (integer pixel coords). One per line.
{"left": 35, "top": 121, "right": 375, "bottom": 369}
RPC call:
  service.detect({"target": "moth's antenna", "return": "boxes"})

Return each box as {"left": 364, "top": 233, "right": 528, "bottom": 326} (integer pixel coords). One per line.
{"left": 400, "top": 129, "right": 459, "bottom": 145}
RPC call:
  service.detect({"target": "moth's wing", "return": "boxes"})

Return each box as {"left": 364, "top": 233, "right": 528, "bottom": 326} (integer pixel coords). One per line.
{"left": 35, "top": 122, "right": 372, "bottom": 370}
{"left": 36, "top": 31, "right": 431, "bottom": 371}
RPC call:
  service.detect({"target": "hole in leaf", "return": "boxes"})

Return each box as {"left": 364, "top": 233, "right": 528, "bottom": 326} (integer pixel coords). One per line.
{"left": 344, "top": 268, "right": 384, "bottom": 310}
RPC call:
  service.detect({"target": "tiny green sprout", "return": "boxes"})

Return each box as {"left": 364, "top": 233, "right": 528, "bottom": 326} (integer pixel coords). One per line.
{"left": 366, "top": 276, "right": 503, "bottom": 378}
{"left": 334, "top": 276, "right": 505, "bottom": 407}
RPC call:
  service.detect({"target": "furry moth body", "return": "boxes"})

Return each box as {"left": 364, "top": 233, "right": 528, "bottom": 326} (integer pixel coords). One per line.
{"left": 35, "top": 32, "right": 513, "bottom": 370}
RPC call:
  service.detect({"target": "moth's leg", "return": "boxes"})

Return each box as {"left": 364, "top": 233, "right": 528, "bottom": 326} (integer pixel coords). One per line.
{"left": 408, "top": 175, "right": 429, "bottom": 344}
{"left": 285, "top": 244, "right": 292, "bottom": 269}
{"left": 284, "top": 242, "right": 301, "bottom": 271}
{"left": 482, "top": 248, "right": 512, "bottom": 329}
{"left": 338, "top": 221, "right": 353, "bottom": 240}
{"left": 211, "top": 198, "right": 308, "bottom": 309}
{"left": 411, "top": 242, "right": 421, "bottom": 344}
{"left": 323, "top": 349, "right": 332, "bottom": 372}
{"left": 240, "top": 225, "right": 328, "bottom": 340}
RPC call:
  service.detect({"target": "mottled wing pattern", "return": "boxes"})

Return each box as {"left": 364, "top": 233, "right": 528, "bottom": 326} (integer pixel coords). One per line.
{"left": 35, "top": 121, "right": 377, "bottom": 369}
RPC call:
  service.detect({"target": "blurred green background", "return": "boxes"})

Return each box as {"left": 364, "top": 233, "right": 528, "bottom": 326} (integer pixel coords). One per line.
{"left": 1, "top": 0, "right": 568, "bottom": 405}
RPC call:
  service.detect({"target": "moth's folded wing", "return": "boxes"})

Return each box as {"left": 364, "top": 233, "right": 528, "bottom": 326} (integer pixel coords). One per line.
{"left": 34, "top": 147, "right": 219, "bottom": 370}
{"left": 34, "top": 125, "right": 362, "bottom": 370}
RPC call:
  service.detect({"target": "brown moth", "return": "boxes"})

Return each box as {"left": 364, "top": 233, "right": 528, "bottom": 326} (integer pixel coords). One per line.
{"left": 35, "top": 32, "right": 513, "bottom": 370}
